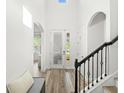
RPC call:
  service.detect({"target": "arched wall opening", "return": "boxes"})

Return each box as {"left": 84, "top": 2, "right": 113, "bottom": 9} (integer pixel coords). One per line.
{"left": 33, "top": 22, "right": 44, "bottom": 71}
{"left": 87, "top": 12, "right": 106, "bottom": 54}
{"left": 85, "top": 12, "right": 107, "bottom": 80}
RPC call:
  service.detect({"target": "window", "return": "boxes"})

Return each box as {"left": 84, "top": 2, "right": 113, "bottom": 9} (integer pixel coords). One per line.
{"left": 59, "top": 0, "right": 66, "bottom": 3}
{"left": 23, "top": 6, "right": 32, "bottom": 29}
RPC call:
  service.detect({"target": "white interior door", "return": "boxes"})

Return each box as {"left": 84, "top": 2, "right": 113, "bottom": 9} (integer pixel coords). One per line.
{"left": 52, "top": 31, "right": 65, "bottom": 68}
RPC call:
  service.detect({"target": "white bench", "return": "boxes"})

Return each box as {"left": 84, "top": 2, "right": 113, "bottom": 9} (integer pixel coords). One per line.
{"left": 7, "top": 71, "right": 45, "bottom": 93}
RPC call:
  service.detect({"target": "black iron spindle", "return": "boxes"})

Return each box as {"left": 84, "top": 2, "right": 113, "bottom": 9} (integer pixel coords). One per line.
{"left": 108, "top": 46, "right": 109, "bottom": 75}
{"left": 105, "top": 46, "right": 107, "bottom": 76}
{"left": 92, "top": 55, "right": 94, "bottom": 86}
{"left": 79, "top": 66, "right": 81, "bottom": 92}
{"left": 75, "top": 59, "right": 78, "bottom": 93}
{"left": 88, "top": 59, "right": 90, "bottom": 89}
{"left": 83, "top": 62, "right": 85, "bottom": 93}
{"left": 100, "top": 49, "right": 103, "bottom": 79}
{"left": 96, "top": 52, "right": 99, "bottom": 83}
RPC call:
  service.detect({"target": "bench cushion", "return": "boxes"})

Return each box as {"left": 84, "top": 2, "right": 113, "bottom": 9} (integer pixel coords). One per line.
{"left": 7, "top": 71, "right": 34, "bottom": 93}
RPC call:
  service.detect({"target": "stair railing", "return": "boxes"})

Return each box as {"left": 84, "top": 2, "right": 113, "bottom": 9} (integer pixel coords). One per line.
{"left": 75, "top": 36, "right": 118, "bottom": 93}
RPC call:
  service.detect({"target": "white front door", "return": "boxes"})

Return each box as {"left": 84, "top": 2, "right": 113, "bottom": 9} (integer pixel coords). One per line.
{"left": 52, "top": 31, "right": 66, "bottom": 68}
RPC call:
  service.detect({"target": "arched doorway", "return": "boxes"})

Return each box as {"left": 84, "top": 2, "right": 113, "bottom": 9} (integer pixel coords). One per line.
{"left": 33, "top": 22, "right": 44, "bottom": 71}
{"left": 87, "top": 12, "right": 106, "bottom": 54}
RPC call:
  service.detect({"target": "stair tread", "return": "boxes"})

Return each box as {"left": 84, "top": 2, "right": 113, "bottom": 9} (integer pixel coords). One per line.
{"left": 103, "top": 86, "right": 117, "bottom": 93}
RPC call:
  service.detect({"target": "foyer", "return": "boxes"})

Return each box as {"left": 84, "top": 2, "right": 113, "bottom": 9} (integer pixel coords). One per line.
{"left": 6, "top": 0, "right": 118, "bottom": 93}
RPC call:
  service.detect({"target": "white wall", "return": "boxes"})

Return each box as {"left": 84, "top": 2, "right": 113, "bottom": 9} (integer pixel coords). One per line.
{"left": 110, "top": 0, "right": 118, "bottom": 39}
{"left": 109, "top": 0, "right": 118, "bottom": 74}
{"left": 88, "top": 18, "right": 105, "bottom": 54}
{"left": 79, "top": 0, "right": 118, "bottom": 57}
{"left": 43, "top": 0, "right": 81, "bottom": 69}
{"left": 6, "top": 0, "right": 32, "bottom": 83}
{"left": 78, "top": 0, "right": 118, "bottom": 78}
{"left": 6, "top": 0, "right": 45, "bottom": 83}
{"left": 78, "top": 0, "right": 110, "bottom": 57}
{"left": 22, "top": 0, "right": 45, "bottom": 28}
{"left": 109, "top": 42, "right": 118, "bottom": 74}
{"left": 42, "top": 0, "right": 118, "bottom": 70}
{"left": 77, "top": 0, "right": 110, "bottom": 77}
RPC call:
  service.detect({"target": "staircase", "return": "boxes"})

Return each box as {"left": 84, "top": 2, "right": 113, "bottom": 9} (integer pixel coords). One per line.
{"left": 74, "top": 36, "right": 118, "bottom": 93}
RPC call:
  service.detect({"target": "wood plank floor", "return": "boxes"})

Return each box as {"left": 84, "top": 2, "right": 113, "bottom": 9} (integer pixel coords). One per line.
{"left": 30, "top": 64, "right": 88, "bottom": 93}
{"left": 46, "top": 69, "right": 67, "bottom": 93}
{"left": 45, "top": 69, "right": 88, "bottom": 93}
